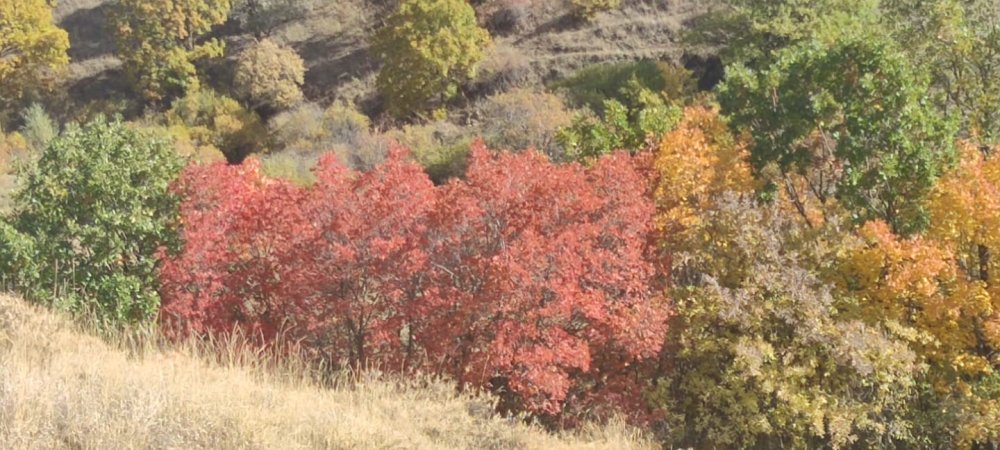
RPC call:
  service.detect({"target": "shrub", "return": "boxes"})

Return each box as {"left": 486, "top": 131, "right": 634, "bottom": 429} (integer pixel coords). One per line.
{"left": 386, "top": 120, "right": 472, "bottom": 183}
{"left": 230, "top": 0, "right": 310, "bottom": 38}
{"left": 372, "top": 0, "right": 492, "bottom": 118}
{"left": 0, "top": 132, "right": 29, "bottom": 175}
{"left": 474, "top": 43, "right": 535, "bottom": 95}
{"left": 269, "top": 101, "right": 389, "bottom": 171}
{"left": 0, "top": 0, "right": 69, "bottom": 114}
{"left": 0, "top": 117, "right": 183, "bottom": 323}
{"left": 655, "top": 195, "right": 921, "bottom": 449}
{"left": 19, "top": 103, "right": 58, "bottom": 152}
{"left": 167, "top": 89, "right": 269, "bottom": 162}
{"left": 555, "top": 60, "right": 684, "bottom": 115}
{"left": 568, "top": 0, "right": 621, "bottom": 20}
{"left": 557, "top": 79, "right": 683, "bottom": 161}
{"left": 485, "top": 0, "right": 530, "bottom": 35}
{"left": 476, "top": 88, "right": 575, "bottom": 160}
{"left": 158, "top": 145, "right": 668, "bottom": 420}
{"left": 234, "top": 39, "right": 306, "bottom": 113}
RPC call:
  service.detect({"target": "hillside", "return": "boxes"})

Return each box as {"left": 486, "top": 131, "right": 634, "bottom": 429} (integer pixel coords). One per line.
{"left": 0, "top": 294, "right": 654, "bottom": 449}
{"left": 51, "top": 0, "right": 716, "bottom": 117}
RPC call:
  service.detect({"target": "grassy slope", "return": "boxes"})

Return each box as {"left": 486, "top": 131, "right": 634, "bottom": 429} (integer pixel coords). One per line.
{"left": 0, "top": 294, "right": 654, "bottom": 449}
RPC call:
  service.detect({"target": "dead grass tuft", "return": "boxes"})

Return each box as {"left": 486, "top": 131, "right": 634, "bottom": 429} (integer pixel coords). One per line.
{"left": 0, "top": 294, "right": 655, "bottom": 449}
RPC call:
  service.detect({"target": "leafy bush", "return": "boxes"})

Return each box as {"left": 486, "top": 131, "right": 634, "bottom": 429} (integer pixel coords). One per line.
{"left": 18, "top": 103, "right": 58, "bottom": 152}
{"left": 372, "top": 0, "right": 491, "bottom": 118}
{"left": 557, "top": 79, "right": 682, "bottom": 161}
{"left": 0, "top": 0, "right": 69, "bottom": 114}
{"left": 386, "top": 120, "right": 472, "bottom": 183}
{"left": 234, "top": 39, "right": 306, "bottom": 113}
{"left": 555, "top": 60, "right": 677, "bottom": 114}
{"left": 167, "top": 89, "right": 269, "bottom": 162}
{"left": 656, "top": 195, "right": 921, "bottom": 449}
{"left": 158, "top": 145, "right": 668, "bottom": 420}
{"left": 568, "top": 0, "right": 621, "bottom": 21}
{"left": 476, "top": 88, "right": 575, "bottom": 160}
{"left": 0, "top": 117, "right": 183, "bottom": 323}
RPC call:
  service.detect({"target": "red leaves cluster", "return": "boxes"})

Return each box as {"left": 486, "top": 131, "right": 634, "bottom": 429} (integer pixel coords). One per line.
{"left": 158, "top": 142, "right": 669, "bottom": 418}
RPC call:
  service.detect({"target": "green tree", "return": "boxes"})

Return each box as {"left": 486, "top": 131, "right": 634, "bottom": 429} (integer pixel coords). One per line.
{"left": 689, "top": 0, "right": 880, "bottom": 68}
{"left": 371, "top": 0, "right": 491, "bottom": 118}
{"left": 0, "top": 0, "right": 69, "bottom": 116}
{"left": 719, "top": 33, "right": 956, "bottom": 234}
{"left": 111, "top": 0, "right": 231, "bottom": 103}
{"left": 234, "top": 39, "right": 306, "bottom": 113}
{"left": 0, "top": 117, "right": 183, "bottom": 323}
{"left": 883, "top": 0, "right": 1000, "bottom": 145}
{"left": 230, "top": 0, "right": 308, "bottom": 39}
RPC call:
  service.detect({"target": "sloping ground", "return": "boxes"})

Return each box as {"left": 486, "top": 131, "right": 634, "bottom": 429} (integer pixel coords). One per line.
{"left": 52, "top": 0, "right": 710, "bottom": 110}
{"left": 0, "top": 294, "right": 654, "bottom": 449}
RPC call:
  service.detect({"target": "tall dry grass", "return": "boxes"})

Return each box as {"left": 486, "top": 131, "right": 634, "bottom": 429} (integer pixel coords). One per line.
{"left": 0, "top": 294, "right": 655, "bottom": 449}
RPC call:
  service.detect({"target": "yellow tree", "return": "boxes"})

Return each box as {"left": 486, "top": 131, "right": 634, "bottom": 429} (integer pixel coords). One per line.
{"left": 0, "top": 0, "right": 69, "bottom": 111}
{"left": 371, "top": 0, "right": 490, "bottom": 118}
{"left": 111, "top": 0, "right": 230, "bottom": 103}
{"left": 836, "top": 145, "right": 1000, "bottom": 446}
{"left": 652, "top": 105, "right": 753, "bottom": 250}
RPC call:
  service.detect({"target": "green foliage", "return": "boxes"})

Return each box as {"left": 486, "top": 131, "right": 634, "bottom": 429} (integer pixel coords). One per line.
{"left": 568, "top": 0, "right": 621, "bottom": 21}
{"left": 557, "top": 79, "right": 682, "bottom": 161}
{"left": 555, "top": 60, "right": 688, "bottom": 115}
{"left": 657, "top": 194, "right": 921, "bottom": 449}
{"left": 883, "top": 0, "right": 1000, "bottom": 144}
{"left": 371, "top": 0, "right": 491, "bottom": 118}
{"left": 691, "top": 0, "right": 880, "bottom": 68}
{"left": 230, "top": 0, "right": 309, "bottom": 38}
{"left": 111, "top": 0, "right": 231, "bottom": 103}
{"left": 386, "top": 120, "right": 472, "bottom": 183}
{"left": 719, "top": 33, "right": 956, "bottom": 234}
{"left": 0, "top": 218, "right": 35, "bottom": 290}
{"left": 0, "top": 0, "right": 69, "bottom": 113}
{"left": 167, "top": 89, "right": 268, "bottom": 162}
{"left": 234, "top": 39, "right": 306, "bottom": 113}
{"left": 0, "top": 117, "right": 183, "bottom": 323}
{"left": 18, "top": 103, "right": 56, "bottom": 151}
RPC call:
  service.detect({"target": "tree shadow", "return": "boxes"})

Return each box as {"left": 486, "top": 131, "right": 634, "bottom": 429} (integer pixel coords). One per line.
{"left": 60, "top": 4, "right": 116, "bottom": 61}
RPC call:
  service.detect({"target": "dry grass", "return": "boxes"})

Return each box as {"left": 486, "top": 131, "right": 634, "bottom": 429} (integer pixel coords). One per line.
{"left": 0, "top": 294, "right": 655, "bottom": 450}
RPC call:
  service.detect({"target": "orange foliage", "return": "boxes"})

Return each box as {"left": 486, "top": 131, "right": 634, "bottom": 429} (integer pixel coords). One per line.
{"left": 653, "top": 106, "right": 753, "bottom": 248}
{"left": 843, "top": 220, "right": 993, "bottom": 376}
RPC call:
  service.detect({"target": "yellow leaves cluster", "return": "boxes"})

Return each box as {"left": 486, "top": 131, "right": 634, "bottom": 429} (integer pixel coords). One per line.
{"left": 653, "top": 106, "right": 753, "bottom": 249}
{"left": 842, "top": 220, "right": 994, "bottom": 376}
{"left": 839, "top": 143, "right": 1000, "bottom": 382}
{"left": 0, "top": 0, "right": 69, "bottom": 103}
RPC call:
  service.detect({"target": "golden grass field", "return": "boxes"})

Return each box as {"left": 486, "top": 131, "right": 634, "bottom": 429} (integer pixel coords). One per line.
{"left": 0, "top": 294, "right": 654, "bottom": 449}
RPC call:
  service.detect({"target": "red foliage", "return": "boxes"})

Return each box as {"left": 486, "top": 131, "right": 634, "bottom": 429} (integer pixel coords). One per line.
{"left": 158, "top": 159, "right": 309, "bottom": 340}
{"left": 419, "top": 143, "right": 669, "bottom": 415}
{"left": 158, "top": 143, "right": 669, "bottom": 420}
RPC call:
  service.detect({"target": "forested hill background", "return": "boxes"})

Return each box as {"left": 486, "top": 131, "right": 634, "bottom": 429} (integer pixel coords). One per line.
{"left": 54, "top": 0, "right": 717, "bottom": 121}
